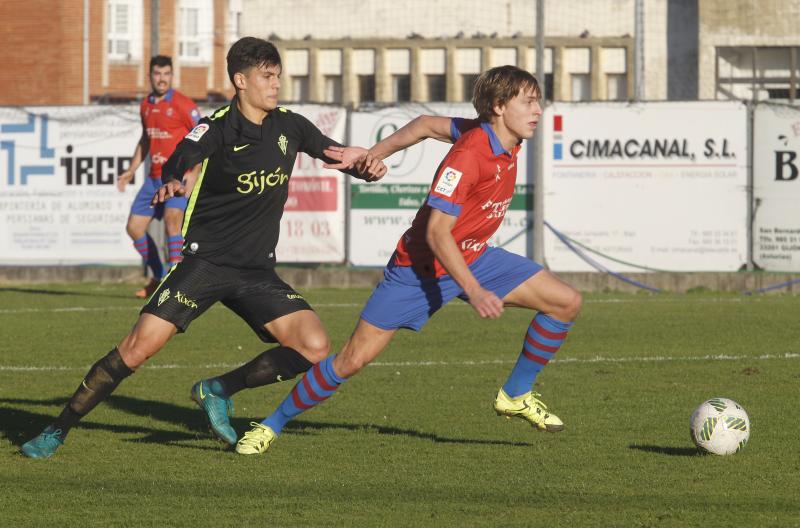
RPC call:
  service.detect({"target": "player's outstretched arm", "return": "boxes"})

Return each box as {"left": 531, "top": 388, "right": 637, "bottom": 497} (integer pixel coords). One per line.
{"left": 426, "top": 209, "right": 504, "bottom": 319}
{"left": 117, "top": 132, "right": 148, "bottom": 192}
{"left": 370, "top": 115, "right": 456, "bottom": 160}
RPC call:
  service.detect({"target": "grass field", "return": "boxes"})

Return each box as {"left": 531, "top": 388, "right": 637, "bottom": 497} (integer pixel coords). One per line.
{"left": 1, "top": 283, "right": 799, "bottom": 527}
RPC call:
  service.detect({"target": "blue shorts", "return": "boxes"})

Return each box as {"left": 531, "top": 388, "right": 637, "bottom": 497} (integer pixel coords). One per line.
{"left": 130, "top": 177, "right": 188, "bottom": 218}
{"left": 361, "top": 246, "right": 543, "bottom": 331}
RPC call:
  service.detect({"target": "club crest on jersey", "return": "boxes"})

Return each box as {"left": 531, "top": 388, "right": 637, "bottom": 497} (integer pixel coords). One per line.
{"left": 185, "top": 123, "right": 209, "bottom": 142}
{"left": 278, "top": 134, "right": 288, "bottom": 155}
{"left": 158, "top": 288, "right": 171, "bottom": 306}
{"left": 435, "top": 167, "right": 462, "bottom": 197}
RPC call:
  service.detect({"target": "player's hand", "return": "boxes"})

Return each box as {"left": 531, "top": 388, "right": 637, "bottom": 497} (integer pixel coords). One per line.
{"left": 356, "top": 154, "right": 387, "bottom": 182}
{"left": 116, "top": 170, "right": 134, "bottom": 192}
{"left": 465, "top": 287, "right": 504, "bottom": 319}
{"left": 150, "top": 180, "right": 185, "bottom": 206}
{"left": 322, "top": 146, "right": 368, "bottom": 170}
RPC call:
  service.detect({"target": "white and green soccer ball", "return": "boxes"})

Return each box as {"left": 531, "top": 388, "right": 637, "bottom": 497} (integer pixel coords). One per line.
{"left": 690, "top": 398, "right": 750, "bottom": 455}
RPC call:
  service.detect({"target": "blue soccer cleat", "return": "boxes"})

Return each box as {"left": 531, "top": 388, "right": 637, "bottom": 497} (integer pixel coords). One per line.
{"left": 21, "top": 426, "right": 65, "bottom": 459}
{"left": 190, "top": 379, "right": 237, "bottom": 446}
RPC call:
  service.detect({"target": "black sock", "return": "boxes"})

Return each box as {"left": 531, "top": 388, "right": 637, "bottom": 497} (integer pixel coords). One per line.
{"left": 51, "top": 347, "right": 133, "bottom": 439}
{"left": 213, "top": 346, "right": 313, "bottom": 396}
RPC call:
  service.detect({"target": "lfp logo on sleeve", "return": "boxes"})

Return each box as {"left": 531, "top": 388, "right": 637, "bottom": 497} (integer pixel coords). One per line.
{"left": 185, "top": 123, "right": 209, "bottom": 142}
{"left": 434, "top": 167, "right": 462, "bottom": 197}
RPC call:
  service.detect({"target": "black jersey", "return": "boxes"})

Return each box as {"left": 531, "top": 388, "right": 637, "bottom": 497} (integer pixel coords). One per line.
{"left": 162, "top": 96, "right": 356, "bottom": 269}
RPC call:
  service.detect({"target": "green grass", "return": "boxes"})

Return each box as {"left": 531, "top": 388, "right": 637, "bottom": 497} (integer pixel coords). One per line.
{"left": 1, "top": 284, "right": 799, "bottom": 527}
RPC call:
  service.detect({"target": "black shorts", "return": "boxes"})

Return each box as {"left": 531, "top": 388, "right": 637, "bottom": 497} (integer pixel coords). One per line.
{"left": 140, "top": 256, "right": 312, "bottom": 343}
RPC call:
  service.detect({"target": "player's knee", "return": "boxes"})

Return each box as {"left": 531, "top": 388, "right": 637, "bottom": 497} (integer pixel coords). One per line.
{"left": 297, "top": 334, "right": 330, "bottom": 364}
{"left": 559, "top": 289, "right": 583, "bottom": 322}
{"left": 118, "top": 332, "right": 162, "bottom": 368}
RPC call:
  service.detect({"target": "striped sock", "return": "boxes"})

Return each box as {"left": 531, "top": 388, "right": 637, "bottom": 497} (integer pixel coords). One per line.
{"left": 133, "top": 235, "right": 163, "bottom": 279}
{"left": 167, "top": 235, "right": 184, "bottom": 266}
{"left": 502, "top": 313, "right": 573, "bottom": 398}
{"left": 263, "top": 356, "right": 344, "bottom": 434}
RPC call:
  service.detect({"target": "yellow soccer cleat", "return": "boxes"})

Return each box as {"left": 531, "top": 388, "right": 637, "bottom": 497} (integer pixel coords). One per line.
{"left": 493, "top": 388, "right": 565, "bottom": 433}
{"left": 235, "top": 422, "right": 277, "bottom": 455}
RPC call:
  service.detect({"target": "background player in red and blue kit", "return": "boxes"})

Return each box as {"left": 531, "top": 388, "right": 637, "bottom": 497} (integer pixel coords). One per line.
{"left": 235, "top": 65, "right": 584, "bottom": 455}
{"left": 117, "top": 55, "right": 201, "bottom": 298}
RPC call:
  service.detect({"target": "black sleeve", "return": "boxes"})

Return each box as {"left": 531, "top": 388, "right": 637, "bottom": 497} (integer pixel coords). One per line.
{"left": 161, "top": 118, "right": 222, "bottom": 184}
{"left": 294, "top": 113, "right": 365, "bottom": 180}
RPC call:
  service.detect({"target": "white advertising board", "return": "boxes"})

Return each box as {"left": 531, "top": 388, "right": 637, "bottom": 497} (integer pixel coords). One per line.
{"left": 753, "top": 103, "right": 800, "bottom": 271}
{"left": 0, "top": 104, "right": 348, "bottom": 265}
{"left": 348, "top": 104, "right": 533, "bottom": 267}
{"left": 278, "top": 104, "right": 348, "bottom": 263}
{"left": 0, "top": 106, "right": 142, "bottom": 264}
{"left": 543, "top": 102, "right": 748, "bottom": 272}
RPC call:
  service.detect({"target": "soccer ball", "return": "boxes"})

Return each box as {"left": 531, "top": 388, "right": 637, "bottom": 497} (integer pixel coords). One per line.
{"left": 690, "top": 398, "right": 750, "bottom": 455}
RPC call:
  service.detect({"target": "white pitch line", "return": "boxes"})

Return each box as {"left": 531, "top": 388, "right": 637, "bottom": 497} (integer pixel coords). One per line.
{"left": 0, "top": 296, "right": 767, "bottom": 315}
{"left": 1, "top": 352, "right": 797, "bottom": 373}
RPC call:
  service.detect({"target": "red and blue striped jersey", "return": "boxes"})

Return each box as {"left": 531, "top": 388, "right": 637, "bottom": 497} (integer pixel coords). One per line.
{"left": 393, "top": 119, "right": 522, "bottom": 277}
{"left": 140, "top": 89, "right": 200, "bottom": 178}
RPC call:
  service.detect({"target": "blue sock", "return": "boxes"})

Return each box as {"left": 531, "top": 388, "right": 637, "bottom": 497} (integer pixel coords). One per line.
{"left": 167, "top": 235, "right": 184, "bottom": 266}
{"left": 263, "top": 356, "right": 345, "bottom": 434}
{"left": 502, "top": 314, "right": 573, "bottom": 398}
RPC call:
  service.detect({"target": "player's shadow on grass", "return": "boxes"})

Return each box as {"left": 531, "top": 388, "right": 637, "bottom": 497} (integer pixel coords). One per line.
{"left": 0, "top": 399, "right": 229, "bottom": 452}
{"left": 0, "top": 286, "right": 134, "bottom": 300}
{"left": 1, "top": 396, "right": 533, "bottom": 450}
{"left": 628, "top": 444, "right": 700, "bottom": 457}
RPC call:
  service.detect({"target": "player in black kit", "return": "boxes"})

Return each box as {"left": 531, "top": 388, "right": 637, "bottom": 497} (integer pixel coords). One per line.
{"left": 21, "top": 37, "right": 386, "bottom": 458}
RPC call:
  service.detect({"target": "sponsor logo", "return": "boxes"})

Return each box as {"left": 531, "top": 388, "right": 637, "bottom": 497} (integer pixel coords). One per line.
{"left": 233, "top": 144, "right": 250, "bottom": 152}
{"left": 278, "top": 134, "right": 288, "bottom": 155}
{"left": 185, "top": 123, "right": 209, "bottom": 142}
{"left": 236, "top": 167, "right": 290, "bottom": 194}
{"left": 146, "top": 127, "right": 172, "bottom": 139}
{"left": 480, "top": 197, "right": 512, "bottom": 219}
{"left": 286, "top": 293, "right": 305, "bottom": 300}
{"left": 174, "top": 290, "right": 198, "bottom": 309}
{"left": 151, "top": 151, "right": 167, "bottom": 165}
{"left": 461, "top": 238, "right": 487, "bottom": 252}
{"left": 158, "top": 288, "right": 171, "bottom": 306}
{"left": 434, "top": 167, "right": 462, "bottom": 197}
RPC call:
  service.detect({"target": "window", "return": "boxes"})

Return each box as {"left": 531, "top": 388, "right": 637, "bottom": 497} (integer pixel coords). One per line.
{"left": 291, "top": 76, "right": 309, "bottom": 102}
{"left": 392, "top": 75, "right": 411, "bottom": 102}
{"left": 107, "top": 0, "right": 143, "bottom": 61}
{"left": 607, "top": 74, "right": 628, "bottom": 101}
{"left": 179, "top": 0, "right": 213, "bottom": 63}
{"left": 324, "top": 76, "right": 342, "bottom": 103}
{"left": 358, "top": 75, "right": 376, "bottom": 102}
{"left": 427, "top": 75, "right": 446, "bottom": 102}
{"left": 571, "top": 74, "right": 591, "bottom": 101}
{"left": 716, "top": 47, "right": 798, "bottom": 102}
{"left": 462, "top": 74, "right": 479, "bottom": 101}
{"left": 227, "top": 0, "right": 242, "bottom": 45}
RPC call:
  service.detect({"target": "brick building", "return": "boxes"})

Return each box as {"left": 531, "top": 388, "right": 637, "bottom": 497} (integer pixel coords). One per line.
{"left": 0, "top": 0, "right": 239, "bottom": 105}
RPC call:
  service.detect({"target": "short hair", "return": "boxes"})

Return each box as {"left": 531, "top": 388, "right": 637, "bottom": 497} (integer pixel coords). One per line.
{"left": 472, "top": 65, "right": 540, "bottom": 122}
{"left": 149, "top": 55, "right": 172, "bottom": 71}
{"left": 226, "top": 37, "right": 282, "bottom": 87}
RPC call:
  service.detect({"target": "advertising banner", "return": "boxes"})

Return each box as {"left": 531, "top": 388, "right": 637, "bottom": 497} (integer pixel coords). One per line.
{"left": 543, "top": 102, "right": 748, "bottom": 272}
{"left": 349, "top": 104, "right": 533, "bottom": 266}
{"left": 752, "top": 103, "right": 800, "bottom": 271}
{"left": 0, "top": 104, "right": 348, "bottom": 265}
{"left": 279, "top": 104, "right": 348, "bottom": 262}
{"left": 0, "top": 106, "right": 142, "bottom": 264}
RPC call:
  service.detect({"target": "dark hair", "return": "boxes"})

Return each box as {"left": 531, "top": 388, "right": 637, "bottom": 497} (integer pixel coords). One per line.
{"left": 149, "top": 55, "right": 173, "bottom": 71}
{"left": 472, "top": 65, "right": 540, "bottom": 121}
{"left": 227, "top": 37, "right": 282, "bottom": 87}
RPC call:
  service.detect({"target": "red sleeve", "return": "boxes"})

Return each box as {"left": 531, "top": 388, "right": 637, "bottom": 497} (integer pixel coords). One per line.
{"left": 177, "top": 93, "right": 201, "bottom": 129}
{"left": 427, "top": 147, "right": 480, "bottom": 216}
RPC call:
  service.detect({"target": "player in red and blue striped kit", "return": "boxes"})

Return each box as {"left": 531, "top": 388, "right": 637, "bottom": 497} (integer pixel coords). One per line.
{"left": 235, "top": 65, "right": 583, "bottom": 455}
{"left": 117, "top": 55, "right": 201, "bottom": 298}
